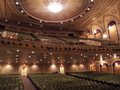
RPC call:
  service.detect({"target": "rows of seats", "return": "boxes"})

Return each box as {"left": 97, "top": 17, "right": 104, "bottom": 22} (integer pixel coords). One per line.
{"left": 0, "top": 74, "right": 24, "bottom": 90}
{"left": 67, "top": 71, "right": 120, "bottom": 85}
{"left": 28, "top": 73, "right": 120, "bottom": 90}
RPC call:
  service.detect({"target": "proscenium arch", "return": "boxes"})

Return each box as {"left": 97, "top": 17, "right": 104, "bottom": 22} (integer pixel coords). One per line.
{"left": 108, "top": 21, "right": 119, "bottom": 41}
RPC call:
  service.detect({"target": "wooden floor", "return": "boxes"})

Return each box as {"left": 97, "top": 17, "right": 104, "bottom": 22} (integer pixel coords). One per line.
{"left": 21, "top": 75, "right": 36, "bottom": 90}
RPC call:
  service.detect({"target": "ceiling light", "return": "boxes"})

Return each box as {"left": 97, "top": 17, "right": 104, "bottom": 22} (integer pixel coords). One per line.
{"left": 16, "top": 61, "right": 18, "bottom": 63}
{"left": 91, "top": 0, "right": 94, "bottom": 2}
{"left": 37, "top": 61, "right": 39, "bottom": 63}
{"left": 5, "top": 19, "right": 8, "bottom": 22}
{"left": 48, "top": 61, "right": 49, "bottom": 63}
{"left": 40, "top": 59, "right": 42, "bottom": 61}
{"left": 16, "top": 2, "right": 19, "bottom": 5}
{"left": 44, "top": 57, "right": 46, "bottom": 58}
{"left": 61, "top": 22, "right": 63, "bottom": 24}
{"left": 29, "top": 56, "right": 31, "bottom": 58}
{"left": 40, "top": 20, "right": 42, "bottom": 23}
{"left": 17, "top": 50, "right": 19, "bottom": 52}
{"left": 32, "top": 51, "right": 34, "bottom": 53}
{"left": 16, "top": 55, "right": 18, "bottom": 57}
{"left": 92, "top": 18, "right": 95, "bottom": 20}
{"left": 50, "top": 53, "right": 52, "bottom": 55}
{"left": 0, "top": 60, "right": 2, "bottom": 62}
{"left": 48, "top": 2, "right": 62, "bottom": 13}
{"left": 16, "top": 58, "right": 17, "bottom": 60}
{"left": 21, "top": 10, "right": 24, "bottom": 13}
{"left": 87, "top": 8, "right": 90, "bottom": 10}
{"left": 80, "top": 15, "right": 83, "bottom": 17}
{"left": 18, "top": 22, "right": 20, "bottom": 24}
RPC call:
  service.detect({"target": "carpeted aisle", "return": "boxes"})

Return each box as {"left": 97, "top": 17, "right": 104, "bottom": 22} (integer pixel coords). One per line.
{"left": 21, "top": 75, "right": 36, "bottom": 90}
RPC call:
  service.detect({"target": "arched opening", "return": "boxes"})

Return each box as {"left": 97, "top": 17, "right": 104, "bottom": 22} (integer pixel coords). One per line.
{"left": 108, "top": 21, "right": 119, "bottom": 41}
{"left": 100, "top": 63, "right": 109, "bottom": 73}
{"left": 94, "top": 29, "right": 102, "bottom": 39}
{"left": 113, "top": 61, "right": 120, "bottom": 75}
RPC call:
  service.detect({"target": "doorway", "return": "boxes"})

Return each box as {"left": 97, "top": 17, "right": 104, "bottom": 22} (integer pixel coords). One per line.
{"left": 21, "top": 67, "right": 27, "bottom": 76}
{"left": 60, "top": 65, "right": 65, "bottom": 74}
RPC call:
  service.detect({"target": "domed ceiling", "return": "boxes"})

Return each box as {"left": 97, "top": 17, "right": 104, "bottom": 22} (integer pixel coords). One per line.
{"left": 20, "top": 0, "right": 90, "bottom": 22}
{"left": 0, "top": 0, "right": 117, "bottom": 31}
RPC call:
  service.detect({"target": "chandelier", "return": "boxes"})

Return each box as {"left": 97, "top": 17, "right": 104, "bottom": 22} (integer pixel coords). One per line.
{"left": 48, "top": 0, "right": 62, "bottom": 13}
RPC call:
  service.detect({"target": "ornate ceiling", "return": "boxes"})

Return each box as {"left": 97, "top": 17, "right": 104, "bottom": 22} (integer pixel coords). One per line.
{"left": 21, "top": 0, "right": 87, "bottom": 22}
{"left": 0, "top": 0, "right": 119, "bottom": 31}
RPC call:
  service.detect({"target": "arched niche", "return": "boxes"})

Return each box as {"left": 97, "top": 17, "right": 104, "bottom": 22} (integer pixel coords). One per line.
{"left": 91, "top": 24, "right": 103, "bottom": 34}
{"left": 94, "top": 29, "right": 102, "bottom": 39}
{"left": 100, "top": 63, "right": 109, "bottom": 73}
{"left": 113, "top": 61, "right": 120, "bottom": 75}
{"left": 108, "top": 21, "right": 119, "bottom": 41}
{"left": 103, "top": 15, "right": 119, "bottom": 41}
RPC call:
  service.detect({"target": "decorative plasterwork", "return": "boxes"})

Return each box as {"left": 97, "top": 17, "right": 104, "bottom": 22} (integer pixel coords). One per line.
{"left": 14, "top": 0, "right": 94, "bottom": 23}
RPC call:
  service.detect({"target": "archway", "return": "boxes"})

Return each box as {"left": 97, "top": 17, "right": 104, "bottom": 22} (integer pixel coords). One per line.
{"left": 113, "top": 61, "right": 120, "bottom": 75}
{"left": 108, "top": 21, "right": 119, "bottom": 41}
{"left": 100, "top": 63, "right": 109, "bottom": 73}
{"left": 94, "top": 29, "right": 102, "bottom": 39}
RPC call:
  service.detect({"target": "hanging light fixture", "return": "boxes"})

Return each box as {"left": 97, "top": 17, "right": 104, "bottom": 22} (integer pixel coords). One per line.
{"left": 48, "top": 0, "right": 62, "bottom": 13}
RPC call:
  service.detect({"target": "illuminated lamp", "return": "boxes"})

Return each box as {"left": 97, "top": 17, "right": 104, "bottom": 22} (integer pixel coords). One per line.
{"left": 101, "top": 63, "right": 103, "bottom": 66}
{"left": 48, "top": 0, "right": 62, "bottom": 13}
{"left": 108, "top": 26, "right": 112, "bottom": 29}
{"left": 115, "top": 63, "right": 118, "bottom": 66}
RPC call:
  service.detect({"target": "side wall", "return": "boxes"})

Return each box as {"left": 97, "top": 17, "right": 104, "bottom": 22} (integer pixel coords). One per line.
{"left": 0, "top": 63, "right": 90, "bottom": 74}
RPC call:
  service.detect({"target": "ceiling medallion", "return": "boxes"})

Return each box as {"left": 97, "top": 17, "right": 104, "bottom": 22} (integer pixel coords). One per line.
{"left": 48, "top": 0, "right": 62, "bottom": 13}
